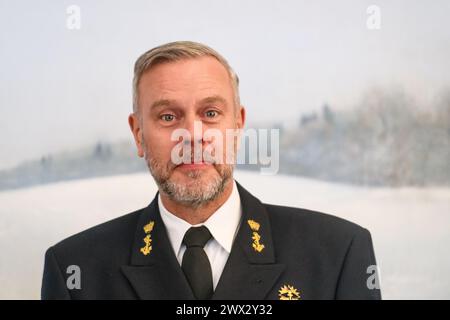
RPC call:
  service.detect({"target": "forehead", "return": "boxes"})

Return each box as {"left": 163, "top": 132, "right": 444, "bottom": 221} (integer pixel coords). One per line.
{"left": 138, "top": 56, "right": 233, "bottom": 103}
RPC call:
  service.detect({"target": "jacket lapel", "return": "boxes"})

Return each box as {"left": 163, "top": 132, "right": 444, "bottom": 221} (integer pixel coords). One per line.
{"left": 121, "top": 193, "right": 195, "bottom": 300}
{"left": 121, "top": 180, "right": 285, "bottom": 300}
{"left": 212, "top": 181, "right": 286, "bottom": 300}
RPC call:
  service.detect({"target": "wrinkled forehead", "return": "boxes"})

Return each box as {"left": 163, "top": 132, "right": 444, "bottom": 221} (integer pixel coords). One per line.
{"left": 138, "top": 57, "right": 235, "bottom": 109}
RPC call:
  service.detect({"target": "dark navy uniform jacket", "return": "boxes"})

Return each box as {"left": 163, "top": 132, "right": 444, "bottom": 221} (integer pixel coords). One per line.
{"left": 41, "top": 181, "right": 381, "bottom": 300}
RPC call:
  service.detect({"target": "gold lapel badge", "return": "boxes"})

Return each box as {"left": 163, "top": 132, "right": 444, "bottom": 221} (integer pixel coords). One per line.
{"left": 278, "top": 285, "right": 301, "bottom": 300}
{"left": 247, "top": 219, "right": 265, "bottom": 253}
{"left": 140, "top": 221, "right": 155, "bottom": 256}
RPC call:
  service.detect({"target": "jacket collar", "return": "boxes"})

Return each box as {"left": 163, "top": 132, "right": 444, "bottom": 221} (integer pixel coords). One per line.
{"left": 121, "top": 180, "right": 286, "bottom": 300}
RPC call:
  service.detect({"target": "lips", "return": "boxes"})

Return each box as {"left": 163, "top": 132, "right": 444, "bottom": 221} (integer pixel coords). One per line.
{"left": 177, "top": 162, "right": 213, "bottom": 170}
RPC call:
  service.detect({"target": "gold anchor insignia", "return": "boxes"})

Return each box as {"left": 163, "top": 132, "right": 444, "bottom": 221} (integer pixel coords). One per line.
{"left": 140, "top": 221, "right": 155, "bottom": 256}
{"left": 251, "top": 232, "right": 265, "bottom": 252}
{"left": 247, "top": 219, "right": 265, "bottom": 253}
{"left": 278, "top": 285, "right": 301, "bottom": 300}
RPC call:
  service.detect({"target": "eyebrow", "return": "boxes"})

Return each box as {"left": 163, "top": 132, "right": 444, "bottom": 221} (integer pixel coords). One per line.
{"left": 149, "top": 95, "right": 228, "bottom": 111}
{"left": 198, "top": 95, "right": 228, "bottom": 107}
{"left": 150, "top": 99, "right": 177, "bottom": 110}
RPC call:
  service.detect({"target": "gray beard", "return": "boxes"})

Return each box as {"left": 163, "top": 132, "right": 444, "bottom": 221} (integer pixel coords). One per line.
{"left": 144, "top": 149, "right": 233, "bottom": 208}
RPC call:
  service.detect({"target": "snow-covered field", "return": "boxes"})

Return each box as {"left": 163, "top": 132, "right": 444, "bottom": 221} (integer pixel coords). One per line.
{"left": 1, "top": 170, "right": 449, "bottom": 299}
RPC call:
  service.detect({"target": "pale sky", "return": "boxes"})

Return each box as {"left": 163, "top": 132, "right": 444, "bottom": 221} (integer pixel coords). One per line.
{"left": 1, "top": 0, "right": 449, "bottom": 170}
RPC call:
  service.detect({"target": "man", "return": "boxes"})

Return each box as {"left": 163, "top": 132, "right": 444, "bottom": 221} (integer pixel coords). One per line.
{"left": 41, "top": 41, "right": 381, "bottom": 300}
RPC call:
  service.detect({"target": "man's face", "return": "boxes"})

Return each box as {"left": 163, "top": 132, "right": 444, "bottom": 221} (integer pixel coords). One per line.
{"left": 129, "top": 56, "right": 245, "bottom": 206}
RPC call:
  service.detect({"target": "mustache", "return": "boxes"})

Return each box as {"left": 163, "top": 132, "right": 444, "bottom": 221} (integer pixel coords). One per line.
{"left": 174, "top": 149, "right": 218, "bottom": 165}
{"left": 144, "top": 146, "right": 222, "bottom": 173}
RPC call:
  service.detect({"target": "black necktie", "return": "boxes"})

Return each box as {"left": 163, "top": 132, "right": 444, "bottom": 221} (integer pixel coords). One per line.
{"left": 181, "top": 226, "right": 213, "bottom": 300}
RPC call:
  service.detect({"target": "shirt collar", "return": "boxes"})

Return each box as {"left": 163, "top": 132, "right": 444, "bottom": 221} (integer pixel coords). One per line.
{"left": 158, "top": 180, "right": 242, "bottom": 255}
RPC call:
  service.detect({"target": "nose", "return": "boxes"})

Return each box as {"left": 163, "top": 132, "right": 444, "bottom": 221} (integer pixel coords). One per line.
{"left": 180, "top": 114, "right": 207, "bottom": 163}
{"left": 183, "top": 113, "right": 205, "bottom": 146}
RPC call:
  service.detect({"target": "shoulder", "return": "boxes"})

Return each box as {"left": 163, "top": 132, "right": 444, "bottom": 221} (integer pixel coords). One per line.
{"left": 47, "top": 208, "right": 144, "bottom": 263}
{"left": 263, "top": 203, "right": 371, "bottom": 254}
{"left": 265, "top": 203, "right": 367, "bottom": 234}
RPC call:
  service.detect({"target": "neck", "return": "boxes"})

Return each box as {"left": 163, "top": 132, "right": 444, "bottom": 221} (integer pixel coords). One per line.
{"left": 159, "top": 179, "right": 234, "bottom": 225}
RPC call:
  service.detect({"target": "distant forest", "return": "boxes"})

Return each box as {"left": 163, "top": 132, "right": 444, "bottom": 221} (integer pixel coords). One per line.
{"left": 1, "top": 87, "right": 449, "bottom": 190}
{"left": 279, "top": 87, "right": 450, "bottom": 186}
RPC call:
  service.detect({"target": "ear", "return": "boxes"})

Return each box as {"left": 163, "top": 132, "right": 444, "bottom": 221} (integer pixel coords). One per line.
{"left": 234, "top": 106, "right": 246, "bottom": 153}
{"left": 236, "top": 105, "right": 246, "bottom": 129}
{"left": 128, "top": 113, "right": 145, "bottom": 158}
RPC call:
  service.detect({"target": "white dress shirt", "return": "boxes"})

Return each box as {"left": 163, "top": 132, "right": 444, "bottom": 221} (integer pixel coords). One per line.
{"left": 158, "top": 180, "right": 242, "bottom": 290}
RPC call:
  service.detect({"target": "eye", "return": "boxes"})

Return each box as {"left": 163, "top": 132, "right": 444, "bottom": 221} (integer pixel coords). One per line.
{"left": 161, "top": 114, "right": 175, "bottom": 122}
{"left": 205, "top": 110, "right": 218, "bottom": 118}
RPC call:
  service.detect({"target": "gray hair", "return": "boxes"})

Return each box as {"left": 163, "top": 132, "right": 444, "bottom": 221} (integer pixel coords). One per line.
{"left": 132, "top": 41, "right": 240, "bottom": 114}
